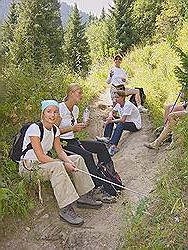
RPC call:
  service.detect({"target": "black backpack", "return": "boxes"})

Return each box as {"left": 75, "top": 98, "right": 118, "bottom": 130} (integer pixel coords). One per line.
{"left": 9, "top": 122, "right": 56, "bottom": 162}
{"left": 130, "top": 87, "right": 146, "bottom": 107}
{"left": 97, "top": 161, "right": 124, "bottom": 196}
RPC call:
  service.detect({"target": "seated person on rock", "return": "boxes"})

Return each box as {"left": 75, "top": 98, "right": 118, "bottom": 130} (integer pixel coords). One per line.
{"left": 107, "top": 54, "right": 148, "bottom": 112}
{"left": 96, "top": 90, "right": 142, "bottom": 156}
{"left": 19, "top": 100, "right": 102, "bottom": 226}
{"left": 58, "top": 84, "right": 119, "bottom": 203}
{"left": 145, "top": 100, "right": 188, "bottom": 150}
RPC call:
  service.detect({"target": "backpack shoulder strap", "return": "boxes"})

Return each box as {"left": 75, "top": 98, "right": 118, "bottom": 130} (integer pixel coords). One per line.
{"left": 52, "top": 125, "right": 57, "bottom": 138}
{"left": 21, "top": 122, "right": 44, "bottom": 158}
{"left": 36, "top": 121, "right": 44, "bottom": 141}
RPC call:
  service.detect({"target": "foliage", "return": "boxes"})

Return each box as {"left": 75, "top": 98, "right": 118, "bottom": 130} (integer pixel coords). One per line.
{"left": 122, "top": 151, "right": 188, "bottom": 248}
{"left": 86, "top": 20, "right": 116, "bottom": 62}
{"left": 120, "top": 22, "right": 188, "bottom": 248}
{"left": 109, "top": 0, "right": 135, "bottom": 53}
{"left": 6, "top": 0, "right": 64, "bottom": 68}
{"left": 154, "top": 0, "right": 188, "bottom": 42}
{"left": 1, "top": 1, "right": 19, "bottom": 57}
{"left": 65, "top": 3, "right": 91, "bottom": 76}
{"left": 100, "top": 7, "right": 106, "bottom": 21}
{"left": 132, "top": 0, "right": 162, "bottom": 43}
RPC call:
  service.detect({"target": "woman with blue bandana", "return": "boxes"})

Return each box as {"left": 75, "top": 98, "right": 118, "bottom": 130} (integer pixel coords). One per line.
{"left": 19, "top": 100, "right": 102, "bottom": 226}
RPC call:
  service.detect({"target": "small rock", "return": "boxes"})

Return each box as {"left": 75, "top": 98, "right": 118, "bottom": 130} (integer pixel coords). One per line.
{"left": 25, "top": 227, "right": 30, "bottom": 231}
{"left": 41, "top": 213, "right": 49, "bottom": 219}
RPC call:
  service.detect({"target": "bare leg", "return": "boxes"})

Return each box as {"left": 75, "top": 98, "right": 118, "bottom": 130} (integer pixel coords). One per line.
{"left": 134, "top": 89, "right": 141, "bottom": 107}
{"left": 145, "top": 110, "right": 186, "bottom": 149}
{"left": 164, "top": 104, "right": 184, "bottom": 124}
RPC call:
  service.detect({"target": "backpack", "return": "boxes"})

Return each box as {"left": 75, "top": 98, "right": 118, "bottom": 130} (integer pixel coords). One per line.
{"left": 97, "top": 161, "right": 124, "bottom": 196}
{"left": 9, "top": 122, "right": 57, "bottom": 162}
{"left": 130, "top": 87, "right": 146, "bottom": 107}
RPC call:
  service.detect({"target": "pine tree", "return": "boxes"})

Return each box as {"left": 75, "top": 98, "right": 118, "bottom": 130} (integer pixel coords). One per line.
{"left": 2, "top": 1, "right": 19, "bottom": 57}
{"left": 100, "top": 7, "right": 106, "bottom": 20}
{"left": 65, "top": 4, "right": 91, "bottom": 76}
{"left": 132, "top": 0, "right": 162, "bottom": 43}
{"left": 8, "top": 0, "right": 64, "bottom": 67}
{"left": 109, "top": 0, "right": 135, "bottom": 53}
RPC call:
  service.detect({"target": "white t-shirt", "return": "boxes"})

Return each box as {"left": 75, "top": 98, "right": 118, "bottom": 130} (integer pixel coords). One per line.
{"left": 113, "top": 100, "right": 142, "bottom": 129}
{"left": 22, "top": 123, "right": 60, "bottom": 161}
{"left": 107, "top": 66, "right": 128, "bottom": 87}
{"left": 59, "top": 102, "right": 79, "bottom": 139}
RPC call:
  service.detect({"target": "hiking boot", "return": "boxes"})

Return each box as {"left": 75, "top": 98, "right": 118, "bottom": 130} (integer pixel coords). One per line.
{"left": 138, "top": 106, "right": 148, "bottom": 113}
{"left": 96, "top": 136, "right": 110, "bottom": 144}
{"left": 94, "top": 187, "right": 117, "bottom": 203}
{"left": 108, "top": 145, "right": 118, "bottom": 156}
{"left": 77, "top": 191, "right": 103, "bottom": 209}
{"left": 144, "top": 140, "right": 160, "bottom": 149}
{"left": 59, "top": 204, "right": 84, "bottom": 226}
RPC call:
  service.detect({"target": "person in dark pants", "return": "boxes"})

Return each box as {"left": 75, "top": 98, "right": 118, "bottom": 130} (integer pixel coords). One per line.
{"left": 96, "top": 90, "right": 142, "bottom": 156}
{"left": 58, "top": 84, "right": 118, "bottom": 203}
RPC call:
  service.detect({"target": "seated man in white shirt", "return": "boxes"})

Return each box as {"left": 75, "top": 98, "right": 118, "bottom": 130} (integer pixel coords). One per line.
{"left": 107, "top": 54, "right": 147, "bottom": 112}
{"left": 96, "top": 90, "right": 142, "bottom": 156}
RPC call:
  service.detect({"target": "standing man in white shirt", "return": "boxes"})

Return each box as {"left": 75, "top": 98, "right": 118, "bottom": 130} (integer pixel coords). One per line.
{"left": 107, "top": 54, "right": 147, "bottom": 112}
{"left": 96, "top": 91, "right": 142, "bottom": 156}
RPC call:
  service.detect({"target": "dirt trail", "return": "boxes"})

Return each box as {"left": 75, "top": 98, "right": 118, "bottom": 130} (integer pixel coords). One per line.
{"left": 1, "top": 88, "right": 168, "bottom": 250}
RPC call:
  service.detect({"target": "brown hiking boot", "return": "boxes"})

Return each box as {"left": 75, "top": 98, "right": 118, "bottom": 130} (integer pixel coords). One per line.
{"left": 77, "top": 191, "right": 103, "bottom": 209}
{"left": 59, "top": 204, "right": 84, "bottom": 226}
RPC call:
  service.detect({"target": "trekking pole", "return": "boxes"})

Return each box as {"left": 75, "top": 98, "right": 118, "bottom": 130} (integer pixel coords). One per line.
{"left": 76, "top": 168, "right": 147, "bottom": 197}
{"left": 164, "top": 88, "right": 184, "bottom": 125}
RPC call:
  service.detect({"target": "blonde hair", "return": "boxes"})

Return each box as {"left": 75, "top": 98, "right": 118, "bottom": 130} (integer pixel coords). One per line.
{"left": 64, "top": 84, "right": 82, "bottom": 101}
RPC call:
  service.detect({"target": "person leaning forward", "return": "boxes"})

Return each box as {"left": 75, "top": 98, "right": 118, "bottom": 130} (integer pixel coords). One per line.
{"left": 19, "top": 100, "right": 102, "bottom": 226}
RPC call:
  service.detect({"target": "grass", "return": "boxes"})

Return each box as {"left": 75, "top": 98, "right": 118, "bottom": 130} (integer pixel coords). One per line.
{"left": 118, "top": 32, "right": 188, "bottom": 247}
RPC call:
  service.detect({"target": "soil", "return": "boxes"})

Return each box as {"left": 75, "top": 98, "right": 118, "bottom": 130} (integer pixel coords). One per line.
{"left": 1, "top": 88, "right": 168, "bottom": 250}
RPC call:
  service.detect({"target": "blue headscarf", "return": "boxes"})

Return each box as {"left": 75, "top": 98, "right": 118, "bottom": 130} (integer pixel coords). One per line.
{"left": 41, "top": 100, "right": 59, "bottom": 112}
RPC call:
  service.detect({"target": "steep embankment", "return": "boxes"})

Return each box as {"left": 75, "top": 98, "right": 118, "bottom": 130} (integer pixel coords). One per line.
{"left": 1, "top": 88, "right": 168, "bottom": 250}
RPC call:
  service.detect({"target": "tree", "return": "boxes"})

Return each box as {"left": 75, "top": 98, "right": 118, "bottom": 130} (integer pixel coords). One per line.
{"left": 8, "top": 0, "right": 64, "bottom": 67}
{"left": 65, "top": 3, "right": 91, "bottom": 76}
{"left": 155, "top": 0, "right": 188, "bottom": 42}
{"left": 2, "top": 1, "right": 19, "bottom": 57}
{"left": 100, "top": 7, "right": 106, "bottom": 20}
{"left": 132, "top": 0, "right": 162, "bottom": 44}
{"left": 109, "top": 0, "right": 135, "bottom": 53}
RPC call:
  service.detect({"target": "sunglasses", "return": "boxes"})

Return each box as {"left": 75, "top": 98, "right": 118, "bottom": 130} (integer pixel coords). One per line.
{"left": 70, "top": 112, "right": 75, "bottom": 126}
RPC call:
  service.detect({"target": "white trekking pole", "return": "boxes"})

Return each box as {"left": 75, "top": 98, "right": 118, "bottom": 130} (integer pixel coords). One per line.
{"left": 76, "top": 168, "right": 147, "bottom": 197}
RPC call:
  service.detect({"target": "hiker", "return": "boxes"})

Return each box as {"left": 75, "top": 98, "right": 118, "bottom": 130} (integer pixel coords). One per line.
{"left": 96, "top": 90, "right": 142, "bottom": 156}
{"left": 19, "top": 100, "right": 102, "bottom": 226}
{"left": 145, "top": 101, "right": 188, "bottom": 149}
{"left": 107, "top": 54, "right": 148, "bottom": 112}
{"left": 58, "top": 84, "right": 120, "bottom": 203}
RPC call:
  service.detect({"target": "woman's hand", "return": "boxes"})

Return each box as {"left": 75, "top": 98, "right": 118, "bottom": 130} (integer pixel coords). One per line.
{"left": 64, "top": 161, "right": 77, "bottom": 172}
{"left": 72, "top": 123, "right": 85, "bottom": 132}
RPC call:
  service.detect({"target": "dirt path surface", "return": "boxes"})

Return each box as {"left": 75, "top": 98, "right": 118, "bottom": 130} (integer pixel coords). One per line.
{"left": 1, "top": 88, "right": 168, "bottom": 250}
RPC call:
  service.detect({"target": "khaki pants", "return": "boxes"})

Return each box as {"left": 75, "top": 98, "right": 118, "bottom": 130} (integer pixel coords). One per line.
{"left": 19, "top": 155, "right": 95, "bottom": 208}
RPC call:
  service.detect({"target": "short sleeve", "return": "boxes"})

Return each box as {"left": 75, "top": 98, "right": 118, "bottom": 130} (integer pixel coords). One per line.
{"left": 122, "top": 103, "right": 133, "bottom": 116}
{"left": 27, "top": 124, "right": 41, "bottom": 137}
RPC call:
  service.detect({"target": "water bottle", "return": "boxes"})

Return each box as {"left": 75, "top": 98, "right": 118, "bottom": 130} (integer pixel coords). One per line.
{"left": 83, "top": 107, "right": 90, "bottom": 124}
